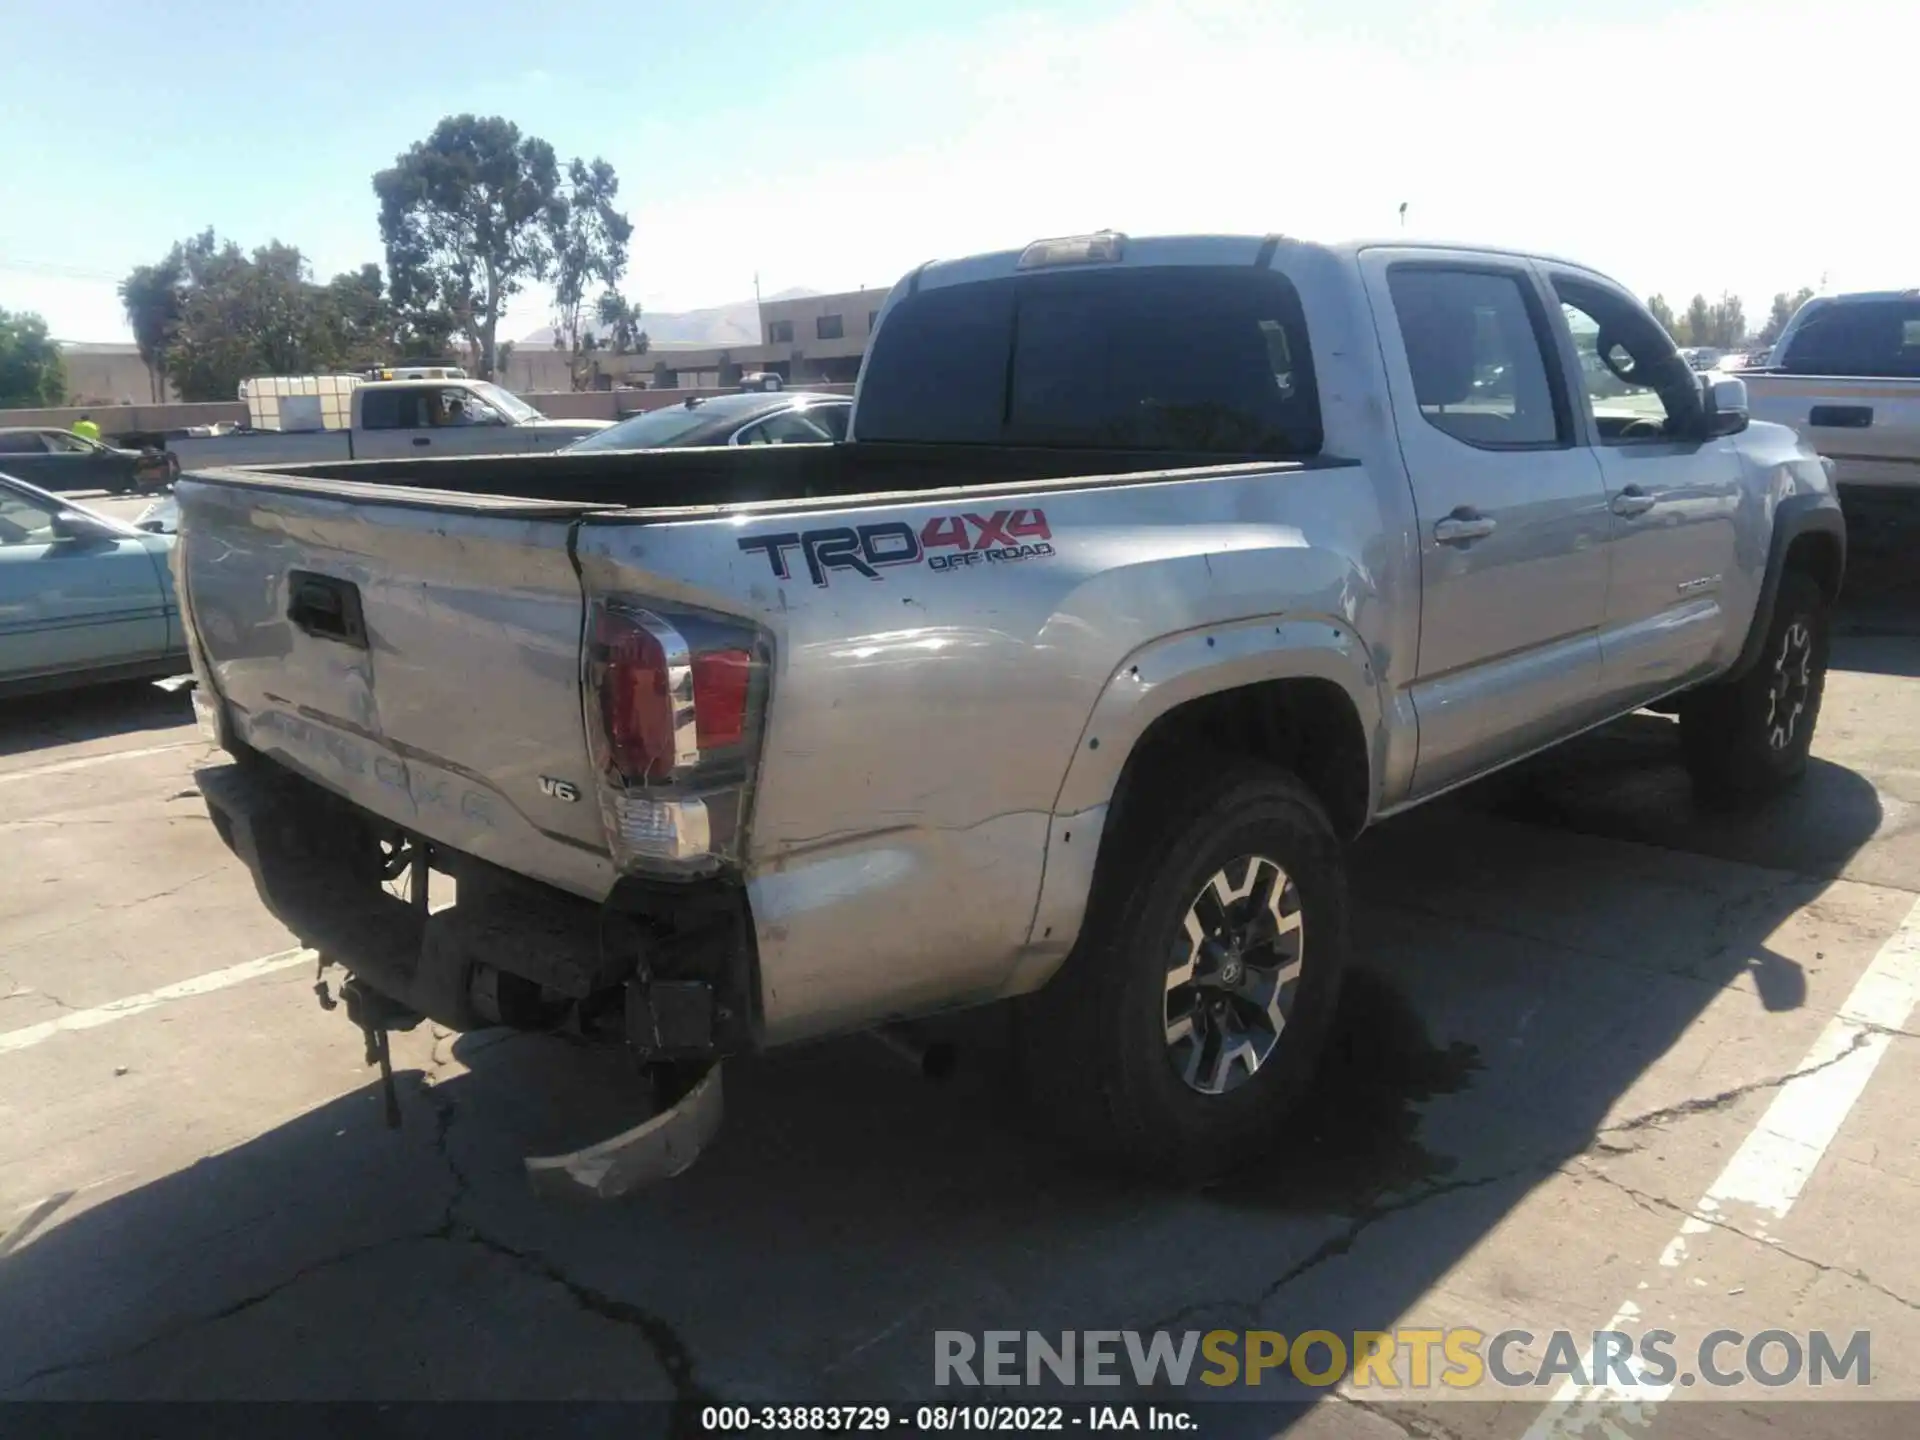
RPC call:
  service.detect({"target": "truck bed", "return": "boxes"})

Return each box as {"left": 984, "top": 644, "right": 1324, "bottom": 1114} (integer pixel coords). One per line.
{"left": 202, "top": 439, "right": 1326, "bottom": 515}
{"left": 175, "top": 433, "right": 1362, "bottom": 1044}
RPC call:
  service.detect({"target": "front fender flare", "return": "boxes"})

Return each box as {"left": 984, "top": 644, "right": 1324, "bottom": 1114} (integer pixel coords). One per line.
{"left": 1725, "top": 492, "right": 1846, "bottom": 682}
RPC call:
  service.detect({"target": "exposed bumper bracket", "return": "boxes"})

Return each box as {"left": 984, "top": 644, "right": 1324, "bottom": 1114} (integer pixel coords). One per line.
{"left": 198, "top": 757, "right": 732, "bottom": 1199}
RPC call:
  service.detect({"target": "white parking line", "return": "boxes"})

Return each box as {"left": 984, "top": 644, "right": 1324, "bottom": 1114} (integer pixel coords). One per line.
{"left": 0, "top": 947, "right": 316, "bottom": 1057}
{"left": 1523, "top": 891, "right": 1920, "bottom": 1436}
{"left": 0, "top": 741, "right": 202, "bottom": 785}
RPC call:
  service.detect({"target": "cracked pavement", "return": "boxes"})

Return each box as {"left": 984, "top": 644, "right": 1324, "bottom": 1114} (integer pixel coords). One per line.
{"left": 5, "top": 514, "right": 1920, "bottom": 1433}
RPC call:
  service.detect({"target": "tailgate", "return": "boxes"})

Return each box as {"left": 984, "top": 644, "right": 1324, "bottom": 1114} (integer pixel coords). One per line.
{"left": 175, "top": 473, "right": 617, "bottom": 899}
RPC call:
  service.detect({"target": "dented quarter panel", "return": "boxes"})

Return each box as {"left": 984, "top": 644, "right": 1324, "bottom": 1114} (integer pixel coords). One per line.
{"left": 573, "top": 452, "right": 1408, "bottom": 1043}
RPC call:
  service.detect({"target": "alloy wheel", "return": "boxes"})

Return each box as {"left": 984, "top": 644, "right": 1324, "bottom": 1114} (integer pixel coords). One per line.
{"left": 1766, "top": 618, "right": 1813, "bottom": 752}
{"left": 1163, "top": 855, "right": 1304, "bottom": 1095}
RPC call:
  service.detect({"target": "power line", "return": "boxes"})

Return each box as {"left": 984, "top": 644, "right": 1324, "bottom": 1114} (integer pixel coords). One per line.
{"left": 0, "top": 256, "right": 123, "bottom": 282}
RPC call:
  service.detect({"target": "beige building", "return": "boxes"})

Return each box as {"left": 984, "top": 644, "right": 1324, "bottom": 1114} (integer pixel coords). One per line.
{"left": 60, "top": 343, "right": 174, "bottom": 406}
{"left": 48, "top": 285, "right": 886, "bottom": 410}
{"left": 527, "top": 285, "right": 883, "bottom": 393}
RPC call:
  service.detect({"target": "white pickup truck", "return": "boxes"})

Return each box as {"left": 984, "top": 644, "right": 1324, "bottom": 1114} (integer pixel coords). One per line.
{"left": 162, "top": 378, "right": 609, "bottom": 469}
{"left": 1745, "top": 290, "right": 1920, "bottom": 491}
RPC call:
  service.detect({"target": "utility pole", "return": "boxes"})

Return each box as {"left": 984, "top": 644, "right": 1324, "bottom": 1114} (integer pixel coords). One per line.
{"left": 1398, "top": 202, "right": 1408, "bottom": 230}
{"left": 754, "top": 271, "right": 764, "bottom": 342}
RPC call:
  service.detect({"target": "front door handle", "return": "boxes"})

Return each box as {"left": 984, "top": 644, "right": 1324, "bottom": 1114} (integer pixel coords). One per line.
{"left": 1809, "top": 404, "right": 1873, "bottom": 429}
{"left": 412, "top": 436, "right": 432, "bottom": 447}
{"left": 1611, "top": 486, "right": 1657, "bottom": 518}
{"left": 1434, "top": 510, "right": 1497, "bottom": 545}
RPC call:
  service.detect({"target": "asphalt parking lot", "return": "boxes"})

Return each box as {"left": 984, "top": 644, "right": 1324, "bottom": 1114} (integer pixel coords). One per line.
{"left": 5, "top": 490, "right": 1920, "bottom": 1436}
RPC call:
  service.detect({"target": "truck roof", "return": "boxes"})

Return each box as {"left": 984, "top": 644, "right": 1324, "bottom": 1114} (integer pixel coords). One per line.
{"left": 355, "top": 377, "right": 485, "bottom": 391}
{"left": 908, "top": 231, "right": 1603, "bottom": 295}
{"left": 1796, "top": 289, "right": 1920, "bottom": 306}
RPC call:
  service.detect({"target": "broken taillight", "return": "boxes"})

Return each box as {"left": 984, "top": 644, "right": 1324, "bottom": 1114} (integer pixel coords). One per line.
{"left": 585, "top": 600, "right": 766, "bottom": 874}
{"left": 595, "top": 606, "right": 695, "bottom": 783}
{"left": 691, "top": 649, "right": 752, "bottom": 750}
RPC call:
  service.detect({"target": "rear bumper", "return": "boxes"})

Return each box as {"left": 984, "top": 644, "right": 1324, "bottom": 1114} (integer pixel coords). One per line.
{"left": 196, "top": 759, "right": 434, "bottom": 1018}
{"left": 195, "top": 754, "right": 736, "bottom": 1197}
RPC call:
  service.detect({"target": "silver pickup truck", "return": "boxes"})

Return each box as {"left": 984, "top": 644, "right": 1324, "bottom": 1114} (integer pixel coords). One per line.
{"left": 176, "top": 232, "right": 1845, "bottom": 1194}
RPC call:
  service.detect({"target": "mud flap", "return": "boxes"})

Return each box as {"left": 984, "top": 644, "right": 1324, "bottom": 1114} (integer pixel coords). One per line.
{"left": 524, "top": 1065, "right": 725, "bottom": 1201}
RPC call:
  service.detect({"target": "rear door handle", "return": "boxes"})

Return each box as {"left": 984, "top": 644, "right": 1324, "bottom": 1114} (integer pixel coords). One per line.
{"left": 287, "top": 570, "right": 368, "bottom": 649}
{"left": 1809, "top": 404, "right": 1873, "bottom": 429}
{"left": 1433, "top": 510, "right": 1497, "bottom": 545}
{"left": 412, "top": 436, "right": 432, "bottom": 447}
{"left": 1610, "top": 485, "right": 1657, "bottom": 517}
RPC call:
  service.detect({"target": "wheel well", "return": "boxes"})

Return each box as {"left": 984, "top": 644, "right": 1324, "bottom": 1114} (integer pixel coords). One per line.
{"left": 1784, "top": 530, "right": 1843, "bottom": 603}
{"left": 1104, "top": 678, "right": 1371, "bottom": 846}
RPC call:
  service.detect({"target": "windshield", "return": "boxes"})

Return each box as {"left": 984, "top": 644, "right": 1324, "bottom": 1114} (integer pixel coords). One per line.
{"left": 567, "top": 400, "right": 739, "bottom": 451}
{"left": 470, "top": 382, "right": 543, "bottom": 423}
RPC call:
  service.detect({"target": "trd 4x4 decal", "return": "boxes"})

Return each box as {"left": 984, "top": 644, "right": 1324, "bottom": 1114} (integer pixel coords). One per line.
{"left": 738, "top": 509, "right": 1056, "bottom": 587}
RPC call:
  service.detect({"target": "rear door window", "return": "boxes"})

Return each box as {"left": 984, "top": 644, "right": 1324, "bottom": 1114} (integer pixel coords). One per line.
{"left": 0, "top": 486, "right": 59, "bottom": 545}
{"left": 734, "top": 410, "right": 836, "bottom": 445}
{"left": 808, "top": 401, "right": 851, "bottom": 440}
{"left": 855, "top": 266, "right": 1320, "bottom": 454}
{"left": 1780, "top": 299, "right": 1920, "bottom": 377}
{"left": 358, "top": 389, "right": 405, "bottom": 429}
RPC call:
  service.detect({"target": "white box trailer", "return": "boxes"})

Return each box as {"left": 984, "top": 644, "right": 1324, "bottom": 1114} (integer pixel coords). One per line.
{"left": 238, "top": 375, "right": 362, "bottom": 433}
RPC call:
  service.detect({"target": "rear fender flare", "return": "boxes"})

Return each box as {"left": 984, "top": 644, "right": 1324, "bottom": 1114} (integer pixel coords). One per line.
{"left": 1004, "top": 614, "right": 1381, "bottom": 994}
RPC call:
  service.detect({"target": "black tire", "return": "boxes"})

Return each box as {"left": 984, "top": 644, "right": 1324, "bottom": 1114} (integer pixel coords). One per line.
{"left": 1679, "top": 570, "right": 1830, "bottom": 808}
{"left": 1013, "top": 762, "right": 1349, "bottom": 1178}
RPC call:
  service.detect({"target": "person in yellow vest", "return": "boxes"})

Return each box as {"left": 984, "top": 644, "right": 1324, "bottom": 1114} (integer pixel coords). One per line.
{"left": 71, "top": 414, "right": 101, "bottom": 443}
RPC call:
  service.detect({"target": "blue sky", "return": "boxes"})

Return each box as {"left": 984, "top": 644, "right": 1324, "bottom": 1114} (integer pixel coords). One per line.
{"left": 1, "top": 0, "right": 1905, "bottom": 343}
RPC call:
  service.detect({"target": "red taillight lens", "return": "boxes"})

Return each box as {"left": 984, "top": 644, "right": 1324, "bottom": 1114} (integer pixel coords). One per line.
{"left": 691, "top": 648, "right": 752, "bottom": 749}
{"left": 597, "top": 609, "right": 677, "bottom": 782}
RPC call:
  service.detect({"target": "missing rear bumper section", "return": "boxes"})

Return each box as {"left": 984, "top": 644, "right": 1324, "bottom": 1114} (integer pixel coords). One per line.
{"left": 195, "top": 754, "right": 755, "bottom": 1197}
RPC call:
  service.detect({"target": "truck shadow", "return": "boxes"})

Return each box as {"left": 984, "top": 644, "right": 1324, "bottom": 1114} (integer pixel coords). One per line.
{"left": 0, "top": 715, "right": 1889, "bottom": 1418}
{"left": 0, "top": 681, "right": 192, "bottom": 758}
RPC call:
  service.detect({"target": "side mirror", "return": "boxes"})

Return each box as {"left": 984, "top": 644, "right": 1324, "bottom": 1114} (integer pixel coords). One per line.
{"left": 1702, "top": 375, "right": 1749, "bottom": 438}
{"left": 52, "top": 510, "right": 112, "bottom": 543}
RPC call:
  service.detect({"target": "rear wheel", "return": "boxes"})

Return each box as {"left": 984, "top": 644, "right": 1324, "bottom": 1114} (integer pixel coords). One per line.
{"left": 1014, "top": 762, "right": 1349, "bottom": 1178}
{"left": 1680, "top": 570, "right": 1830, "bottom": 807}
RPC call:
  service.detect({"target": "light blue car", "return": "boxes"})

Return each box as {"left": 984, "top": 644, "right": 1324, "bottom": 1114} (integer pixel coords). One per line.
{"left": 0, "top": 471, "right": 187, "bottom": 696}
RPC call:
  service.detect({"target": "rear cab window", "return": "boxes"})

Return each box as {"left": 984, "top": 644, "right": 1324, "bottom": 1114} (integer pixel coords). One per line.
{"left": 855, "top": 265, "right": 1322, "bottom": 455}
{"left": 1779, "top": 299, "right": 1920, "bottom": 377}
{"left": 358, "top": 389, "right": 406, "bottom": 429}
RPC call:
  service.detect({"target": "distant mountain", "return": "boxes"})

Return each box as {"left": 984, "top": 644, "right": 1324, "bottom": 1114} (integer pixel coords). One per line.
{"left": 519, "top": 287, "right": 820, "bottom": 350}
